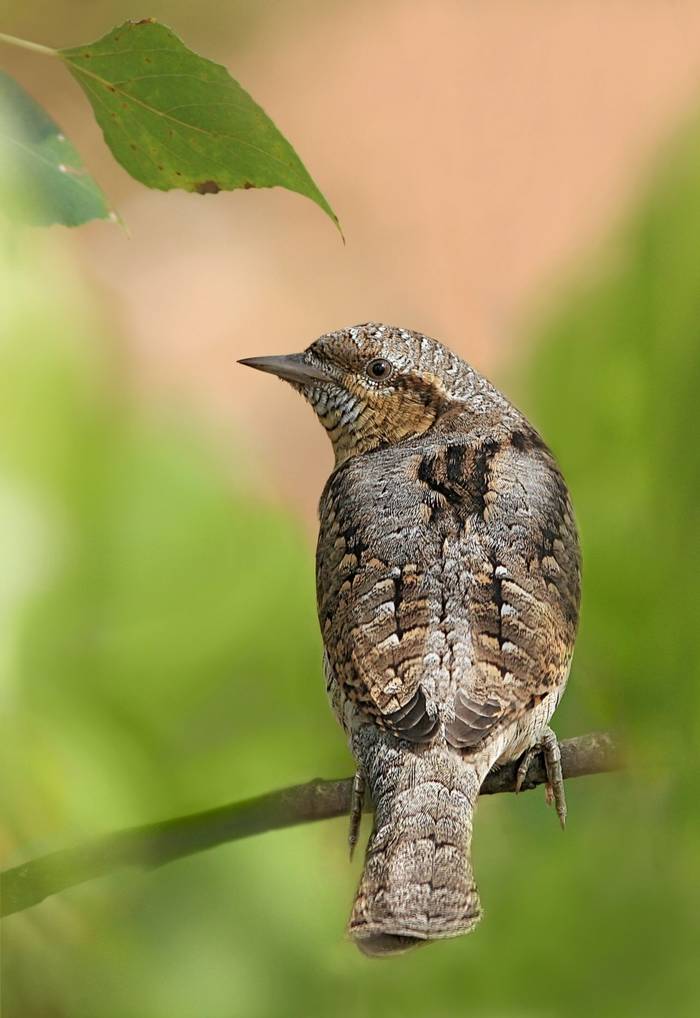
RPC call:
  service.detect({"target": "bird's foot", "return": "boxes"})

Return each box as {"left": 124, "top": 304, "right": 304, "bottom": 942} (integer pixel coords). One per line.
{"left": 515, "top": 727, "right": 567, "bottom": 830}
{"left": 515, "top": 746, "right": 537, "bottom": 793}
{"left": 541, "top": 727, "right": 567, "bottom": 829}
{"left": 348, "top": 770, "right": 366, "bottom": 860}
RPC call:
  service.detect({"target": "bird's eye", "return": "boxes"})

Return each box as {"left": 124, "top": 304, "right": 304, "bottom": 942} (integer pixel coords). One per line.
{"left": 366, "top": 358, "right": 393, "bottom": 381}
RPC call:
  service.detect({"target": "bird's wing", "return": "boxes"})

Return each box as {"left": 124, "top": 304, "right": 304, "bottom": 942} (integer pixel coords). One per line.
{"left": 317, "top": 451, "right": 444, "bottom": 741}
{"left": 415, "top": 429, "right": 581, "bottom": 749}
{"left": 317, "top": 427, "right": 580, "bottom": 748}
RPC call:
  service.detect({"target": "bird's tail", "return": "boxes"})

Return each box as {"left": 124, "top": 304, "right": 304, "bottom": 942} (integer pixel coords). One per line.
{"left": 349, "top": 737, "right": 484, "bottom": 956}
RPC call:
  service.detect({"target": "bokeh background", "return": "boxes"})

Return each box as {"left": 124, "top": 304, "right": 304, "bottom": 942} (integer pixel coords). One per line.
{"left": 1, "top": 2, "right": 699, "bottom": 1016}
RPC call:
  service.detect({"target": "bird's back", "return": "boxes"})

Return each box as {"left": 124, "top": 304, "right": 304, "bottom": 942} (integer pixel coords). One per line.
{"left": 317, "top": 411, "right": 580, "bottom": 755}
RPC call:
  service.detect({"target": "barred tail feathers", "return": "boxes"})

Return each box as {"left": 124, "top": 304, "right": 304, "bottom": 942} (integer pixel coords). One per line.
{"left": 349, "top": 738, "right": 483, "bottom": 956}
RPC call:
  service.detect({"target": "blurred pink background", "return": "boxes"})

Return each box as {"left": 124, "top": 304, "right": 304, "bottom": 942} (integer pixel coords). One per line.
{"left": 4, "top": 0, "right": 700, "bottom": 522}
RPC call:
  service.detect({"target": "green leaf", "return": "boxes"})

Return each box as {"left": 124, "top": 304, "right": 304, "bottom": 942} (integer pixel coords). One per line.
{"left": 60, "top": 19, "right": 340, "bottom": 231}
{"left": 0, "top": 70, "right": 112, "bottom": 227}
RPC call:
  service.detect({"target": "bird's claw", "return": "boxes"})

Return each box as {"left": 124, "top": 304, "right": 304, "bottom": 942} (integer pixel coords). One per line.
{"left": 515, "top": 746, "right": 536, "bottom": 793}
{"left": 348, "top": 770, "right": 366, "bottom": 860}
{"left": 515, "top": 727, "right": 567, "bottom": 829}
{"left": 541, "top": 727, "right": 567, "bottom": 830}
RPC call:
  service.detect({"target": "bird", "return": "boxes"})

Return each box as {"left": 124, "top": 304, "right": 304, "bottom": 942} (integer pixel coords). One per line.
{"left": 240, "top": 323, "right": 580, "bottom": 957}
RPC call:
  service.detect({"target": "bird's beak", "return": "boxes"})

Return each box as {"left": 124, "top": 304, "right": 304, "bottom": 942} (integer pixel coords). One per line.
{"left": 238, "top": 353, "right": 329, "bottom": 386}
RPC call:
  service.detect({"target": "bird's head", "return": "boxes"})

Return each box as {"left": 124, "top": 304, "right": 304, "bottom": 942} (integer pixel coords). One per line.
{"left": 240, "top": 323, "right": 500, "bottom": 465}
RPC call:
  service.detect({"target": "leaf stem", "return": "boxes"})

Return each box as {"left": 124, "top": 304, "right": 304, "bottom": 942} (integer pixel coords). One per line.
{"left": 0, "top": 32, "right": 57, "bottom": 58}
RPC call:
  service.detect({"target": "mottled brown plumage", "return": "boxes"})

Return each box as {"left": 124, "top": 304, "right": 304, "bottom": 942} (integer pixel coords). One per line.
{"left": 240, "top": 323, "right": 581, "bottom": 956}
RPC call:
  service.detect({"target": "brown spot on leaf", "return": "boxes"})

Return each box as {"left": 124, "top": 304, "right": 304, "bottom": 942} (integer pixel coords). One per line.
{"left": 243, "top": 181, "right": 254, "bottom": 189}
{"left": 194, "top": 180, "right": 221, "bottom": 195}
{"left": 132, "top": 17, "right": 156, "bottom": 25}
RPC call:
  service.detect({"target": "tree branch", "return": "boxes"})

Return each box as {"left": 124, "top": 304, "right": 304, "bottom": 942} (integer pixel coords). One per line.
{"left": 0, "top": 731, "right": 618, "bottom": 919}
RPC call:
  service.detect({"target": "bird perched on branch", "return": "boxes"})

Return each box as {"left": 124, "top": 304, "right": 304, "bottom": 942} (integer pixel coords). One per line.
{"left": 240, "top": 324, "right": 580, "bottom": 956}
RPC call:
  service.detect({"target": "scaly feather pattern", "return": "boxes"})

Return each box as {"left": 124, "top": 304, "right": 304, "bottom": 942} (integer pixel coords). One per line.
{"left": 241, "top": 323, "right": 581, "bottom": 955}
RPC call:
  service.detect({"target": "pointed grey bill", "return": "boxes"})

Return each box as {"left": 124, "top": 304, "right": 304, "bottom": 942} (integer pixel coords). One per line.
{"left": 238, "top": 353, "right": 329, "bottom": 386}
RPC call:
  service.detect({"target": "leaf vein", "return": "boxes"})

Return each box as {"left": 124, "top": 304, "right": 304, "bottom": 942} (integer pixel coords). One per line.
{"left": 79, "top": 78, "right": 167, "bottom": 177}
{"left": 69, "top": 62, "right": 304, "bottom": 173}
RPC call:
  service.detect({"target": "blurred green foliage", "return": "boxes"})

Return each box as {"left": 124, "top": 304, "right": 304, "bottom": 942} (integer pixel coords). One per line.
{"left": 0, "top": 70, "right": 112, "bottom": 227}
{"left": 2, "top": 114, "right": 699, "bottom": 1018}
